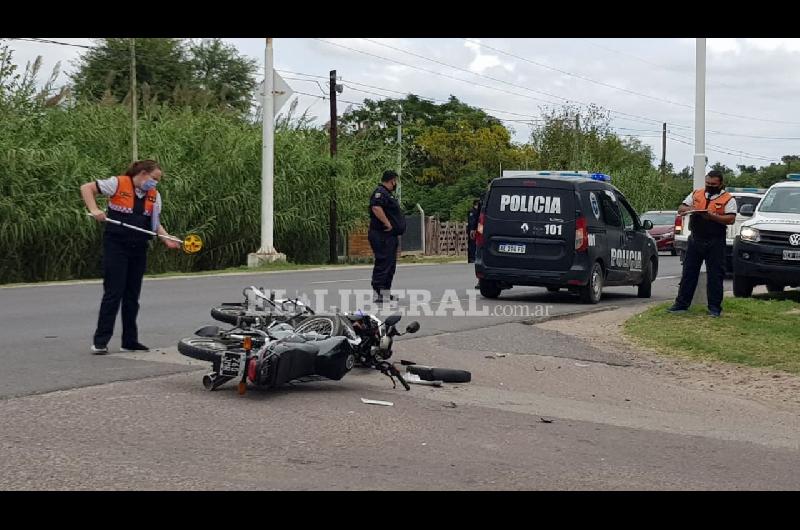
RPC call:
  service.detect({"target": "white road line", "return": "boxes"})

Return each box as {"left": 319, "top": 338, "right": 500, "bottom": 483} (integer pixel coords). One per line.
{"left": 310, "top": 278, "right": 373, "bottom": 284}
{"left": 655, "top": 275, "right": 681, "bottom": 280}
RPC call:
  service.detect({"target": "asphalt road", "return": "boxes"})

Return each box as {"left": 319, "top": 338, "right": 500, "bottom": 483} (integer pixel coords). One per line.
{"left": 4, "top": 255, "right": 798, "bottom": 491}
{"left": 0, "top": 255, "right": 687, "bottom": 399}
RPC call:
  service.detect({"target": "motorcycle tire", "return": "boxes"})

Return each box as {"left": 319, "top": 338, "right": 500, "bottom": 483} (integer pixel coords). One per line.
{"left": 177, "top": 337, "right": 234, "bottom": 362}
{"left": 406, "top": 366, "right": 471, "bottom": 383}
{"left": 210, "top": 304, "right": 261, "bottom": 325}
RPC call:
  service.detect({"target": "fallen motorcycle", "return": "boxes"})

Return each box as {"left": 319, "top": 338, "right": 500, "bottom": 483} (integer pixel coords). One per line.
{"left": 209, "top": 285, "right": 315, "bottom": 327}
{"left": 177, "top": 312, "right": 420, "bottom": 393}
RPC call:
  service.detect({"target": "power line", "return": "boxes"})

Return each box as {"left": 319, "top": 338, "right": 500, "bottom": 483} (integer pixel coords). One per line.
{"left": 7, "top": 37, "right": 94, "bottom": 50}
{"left": 277, "top": 68, "right": 549, "bottom": 121}
{"left": 467, "top": 38, "right": 800, "bottom": 126}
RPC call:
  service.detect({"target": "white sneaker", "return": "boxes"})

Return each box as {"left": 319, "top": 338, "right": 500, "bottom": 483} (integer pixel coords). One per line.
{"left": 91, "top": 344, "right": 109, "bottom": 355}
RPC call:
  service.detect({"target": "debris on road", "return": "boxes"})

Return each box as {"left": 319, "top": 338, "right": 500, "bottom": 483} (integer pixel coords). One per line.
{"left": 361, "top": 398, "right": 394, "bottom": 407}
{"left": 539, "top": 417, "right": 553, "bottom": 424}
{"left": 443, "top": 402, "right": 457, "bottom": 409}
{"left": 574, "top": 362, "right": 591, "bottom": 367}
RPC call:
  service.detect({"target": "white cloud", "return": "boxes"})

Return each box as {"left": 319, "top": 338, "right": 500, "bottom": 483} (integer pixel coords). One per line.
{"left": 463, "top": 40, "right": 515, "bottom": 74}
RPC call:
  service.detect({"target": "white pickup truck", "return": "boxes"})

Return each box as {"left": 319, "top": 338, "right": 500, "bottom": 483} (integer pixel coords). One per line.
{"left": 673, "top": 187, "right": 766, "bottom": 273}
{"left": 732, "top": 176, "right": 800, "bottom": 296}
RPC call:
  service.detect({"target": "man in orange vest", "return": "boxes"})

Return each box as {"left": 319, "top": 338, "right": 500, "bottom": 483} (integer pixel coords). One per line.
{"left": 80, "top": 160, "right": 181, "bottom": 354}
{"left": 667, "top": 170, "right": 737, "bottom": 317}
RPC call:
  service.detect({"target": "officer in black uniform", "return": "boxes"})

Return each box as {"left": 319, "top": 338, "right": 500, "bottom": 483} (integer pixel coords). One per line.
{"left": 467, "top": 199, "right": 481, "bottom": 263}
{"left": 369, "top": 170, "right": 406, "bottom": 303}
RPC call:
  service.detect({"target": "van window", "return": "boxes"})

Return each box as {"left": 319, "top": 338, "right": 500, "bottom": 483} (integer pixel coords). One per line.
{"left": 599, "top": 192, "right": 622, "bottom": 228}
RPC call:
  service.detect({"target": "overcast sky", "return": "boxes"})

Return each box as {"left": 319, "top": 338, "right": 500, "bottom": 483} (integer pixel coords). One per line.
{"left": 6, "top": 37, "right": 800, "bottom": 173}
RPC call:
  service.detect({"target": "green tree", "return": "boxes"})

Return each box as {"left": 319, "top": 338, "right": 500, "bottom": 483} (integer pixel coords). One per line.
{"left": 70, "top": 38, "right": 195, "bottom": 104}
{"left": 187, "top": 39, "right": 257, "bottom": 113}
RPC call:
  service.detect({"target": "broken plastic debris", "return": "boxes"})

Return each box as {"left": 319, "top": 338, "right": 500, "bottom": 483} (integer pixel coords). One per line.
{"left": 361, "top": 398, "right": 394, "bottom": 407}
{"left": 574, "top": 362, "right": 590, "bottom": 367}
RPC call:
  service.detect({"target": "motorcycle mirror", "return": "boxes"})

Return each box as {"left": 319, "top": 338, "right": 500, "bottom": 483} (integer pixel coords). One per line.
{"left": 405, "top": 321, "right": 420, "bottom": 334}
{"left": 384, "top": 313, "right": 402, "bottom": 327}
{"left": 194, "top": 325, "right": 220, "bottom": 337}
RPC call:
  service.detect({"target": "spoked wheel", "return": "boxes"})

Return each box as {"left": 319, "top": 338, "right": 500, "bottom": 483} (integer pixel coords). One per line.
{"left": 292, "top": 315, "right": 342, "bottom": 337}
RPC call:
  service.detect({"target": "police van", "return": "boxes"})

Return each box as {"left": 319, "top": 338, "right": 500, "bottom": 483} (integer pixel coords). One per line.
{"left": 474, "top": 171, "right": 659, "bottom": 303}
{"left": 732, "top": 175, "right": 800, "bottom": 296}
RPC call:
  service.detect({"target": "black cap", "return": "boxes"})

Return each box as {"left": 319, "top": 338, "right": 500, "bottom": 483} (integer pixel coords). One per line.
{"left": 382, "top": 170, "right": 398, "bottom": 182}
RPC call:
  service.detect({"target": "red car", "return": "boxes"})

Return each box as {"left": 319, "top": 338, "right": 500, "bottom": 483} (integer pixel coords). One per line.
{"left": 640, "top": 210, "right": 678, "bottom": 255}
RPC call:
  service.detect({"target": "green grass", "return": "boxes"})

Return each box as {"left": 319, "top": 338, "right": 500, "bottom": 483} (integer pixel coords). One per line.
{"left": 624, "top": 291, "right": 800, "bottom": 374}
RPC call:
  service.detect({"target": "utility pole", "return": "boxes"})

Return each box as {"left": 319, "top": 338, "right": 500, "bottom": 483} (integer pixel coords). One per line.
{"left": 693, "top": 38, "right": 708, "bottom": 307}
{"left": 130, "top": 38, "right": 137, "bottom": 162}
{"left": 248, "top": 37, "right": 286, "bottom": 267}
{"left": 661, "top": 122, "right": 667, "bottom": 175}
{"left": 397, "top": 108, "right": 402, "bottom": 205}
{"left": 329, "top": 69, "right": 338, "bottom": 265}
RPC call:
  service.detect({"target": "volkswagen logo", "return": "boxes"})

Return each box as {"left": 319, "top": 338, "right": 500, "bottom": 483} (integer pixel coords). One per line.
{"left": 790, "top": 233, "right": 800, "bottom": 246}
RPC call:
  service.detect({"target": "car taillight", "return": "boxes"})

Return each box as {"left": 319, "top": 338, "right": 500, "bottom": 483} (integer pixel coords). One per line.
{"left": 575, "top": 216, "right": 588, "bottom": 252}
{"left": 674, "top": 215, "right": 683, "bottom": 234}
{"left": 476, "top": 212, "right": 486, "bottom": 247}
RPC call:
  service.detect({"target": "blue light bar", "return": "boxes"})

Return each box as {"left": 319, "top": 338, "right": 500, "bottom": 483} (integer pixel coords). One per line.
{"left": 787, "top": 173, "right": 800, "bottom": 181}
{"left": 590, "top": 173, "right": 611, "bottom": 182}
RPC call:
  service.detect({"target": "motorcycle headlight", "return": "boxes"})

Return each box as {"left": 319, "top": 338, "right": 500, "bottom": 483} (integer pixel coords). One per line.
{"left": 379, "top": 335, "right": 392, "bottom": 352}
{"left": 740, "top": 226, "right": 759, "bottom": 242}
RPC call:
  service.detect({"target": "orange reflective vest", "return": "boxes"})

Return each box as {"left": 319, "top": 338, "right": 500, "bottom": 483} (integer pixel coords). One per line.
{"left": 108, "top": 175, "right": 157, "bottom": 216}
{"left": 689, "top": 189, "right": 732, "bottom": 239}
{"left": 691, "top": 188, "right": 732, "bottom": 215}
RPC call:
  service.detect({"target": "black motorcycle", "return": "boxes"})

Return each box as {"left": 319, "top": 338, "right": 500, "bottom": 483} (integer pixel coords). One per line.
{"left": 177, "top": 313, "right": 420, "bottom": 393}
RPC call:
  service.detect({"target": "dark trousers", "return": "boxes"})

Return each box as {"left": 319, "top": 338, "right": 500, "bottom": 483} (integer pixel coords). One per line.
{"left": 467, "top": 237, "right": 476, "bottom": 263}
{"left": 675, "top": 236, "right": 725, "bottom": 312}
{"left": 93, "top": 236, "right": 148, "bottom": 347}
{"left": 369, "top": 230, "right": 398, "bottom": 294}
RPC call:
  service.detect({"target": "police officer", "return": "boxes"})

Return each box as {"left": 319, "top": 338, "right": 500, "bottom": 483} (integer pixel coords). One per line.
{"left": 467, "top": 199, "right": 481, "bottom": 263}
{"left": 80, "top": 160, "right": 181, "bottom": 354}
{"left": 369, "top": 170, "right": 406, "bottom": 303}
{"left": 667, "top": 170, "right": 737, "bottom": 317}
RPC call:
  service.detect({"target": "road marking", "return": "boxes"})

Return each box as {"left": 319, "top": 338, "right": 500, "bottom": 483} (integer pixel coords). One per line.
{"left": 655, "top": 275, "right": 680, "bottom": 280}
{"left": 310, "top": 278, "right": 373, "bottom": 284}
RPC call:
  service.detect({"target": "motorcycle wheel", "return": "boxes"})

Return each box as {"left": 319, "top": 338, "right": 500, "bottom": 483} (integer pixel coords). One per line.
{"left": 292, "top": 315, "right": 345, "bottom": 337}
{"left": 177, "top": 337, "right": 233, "bottom": 362}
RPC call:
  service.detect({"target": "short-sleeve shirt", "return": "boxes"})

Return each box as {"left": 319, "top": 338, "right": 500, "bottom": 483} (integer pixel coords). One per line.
{"left": 96, "top": 176, "right": 162, "bottom": 232}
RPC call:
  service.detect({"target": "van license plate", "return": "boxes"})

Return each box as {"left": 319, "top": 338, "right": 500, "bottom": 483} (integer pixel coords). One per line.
{"left": 498, "top": 243, "right": 526, "bottom": 254}
{"left": 783, "top": 250, "right": 800, "bottom": 261}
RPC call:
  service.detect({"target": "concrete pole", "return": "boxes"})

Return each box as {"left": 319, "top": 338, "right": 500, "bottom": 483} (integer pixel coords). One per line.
{"left": 248, "top": 38, "right": 285, "bottom": 266}
{"left": 693, "top": 37, "right": 708, "bottom": 307}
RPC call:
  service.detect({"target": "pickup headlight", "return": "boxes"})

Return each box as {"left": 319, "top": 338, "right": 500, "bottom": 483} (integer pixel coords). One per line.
{"left": 740, "top": 226, "right": 759, "bottom": 242}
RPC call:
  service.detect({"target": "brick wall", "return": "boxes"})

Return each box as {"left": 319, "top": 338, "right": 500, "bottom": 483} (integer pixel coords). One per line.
{"left": 347, "top": 229, "right": 402, "bottom": 258}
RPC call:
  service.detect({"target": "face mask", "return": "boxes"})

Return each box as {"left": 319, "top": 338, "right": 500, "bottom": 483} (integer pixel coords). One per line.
{"left": 140, "top": 179, "right": 158, "bottom": 192}
{"left": 705, "top": 185, "right": 721, "bottom": 195}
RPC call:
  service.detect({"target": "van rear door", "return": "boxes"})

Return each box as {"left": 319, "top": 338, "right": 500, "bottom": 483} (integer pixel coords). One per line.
{"left": 482, "top": 179, "right": 576, "bottom": 271}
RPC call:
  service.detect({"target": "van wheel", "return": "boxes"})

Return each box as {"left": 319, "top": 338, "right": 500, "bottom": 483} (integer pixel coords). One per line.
{"left": 637, "top": 259, "right": 655, "bottom": 298}
{"left": 579, "top": 262, "right": 603, "bottom": 304}
{"left": 766, "top": 282, "right": 785, "bottom": 293}
{"left": 479, "top": 280, "right": 502, "bottom": 299}
{"left": 733, "top": 274, "right": 754, "bottom": 298}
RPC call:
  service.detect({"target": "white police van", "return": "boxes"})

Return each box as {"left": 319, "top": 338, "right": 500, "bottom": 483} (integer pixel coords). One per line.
{"left": 732, "top": 175, "right": 800, "bottom": 296}
{"left": 474, "top": 171, "right": 659, "bottom": 303}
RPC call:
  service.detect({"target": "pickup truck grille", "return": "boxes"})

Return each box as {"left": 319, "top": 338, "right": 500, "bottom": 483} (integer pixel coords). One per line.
{"left": 760, "top": 230, "right": 800, "bottom": 246}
